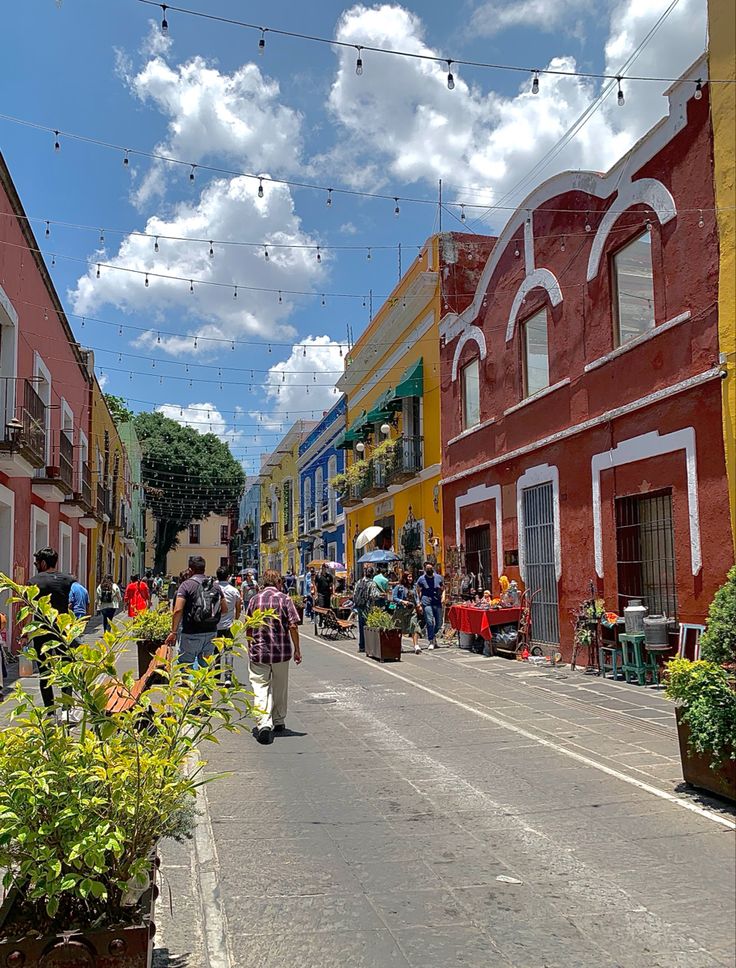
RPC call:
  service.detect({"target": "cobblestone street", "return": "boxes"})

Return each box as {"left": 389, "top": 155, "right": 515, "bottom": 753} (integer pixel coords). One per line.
{"left": 154, "top": 637, "right": 736, "bottom": 968}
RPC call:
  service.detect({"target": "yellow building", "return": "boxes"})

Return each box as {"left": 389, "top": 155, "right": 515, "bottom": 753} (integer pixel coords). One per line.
{"left": 259, "top": 420, "right": 315, "bottom": 575}
{"left": 88, "top": 379, "right": 133, "bottom": 590}
{"left": 147, "top": 513, "right": 233, "bottom": 578}
{"left": 708, "top": 0, "right": 736, "bottom": 552}
{"left": 337, "top": 237, "right": 444, "bottom": 579}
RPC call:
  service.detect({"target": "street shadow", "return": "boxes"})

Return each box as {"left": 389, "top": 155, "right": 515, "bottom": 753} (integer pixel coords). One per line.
{"left": 275, "top": 728, "right": 308, "bottom": 737}
{"left": 673, "top": 782, "right": 736, "bottom": 819}
{"left": 152, "top": 948, "right": 191, "bottom": 967}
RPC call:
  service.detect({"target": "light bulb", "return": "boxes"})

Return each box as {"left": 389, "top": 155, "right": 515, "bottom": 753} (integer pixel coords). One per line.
{"left": 258, "top": 178, "right": 264, "bottom": 198}
{"left": 209, "top": 241, "right": 214, "bottom": 259}
{"left": 694, "top": 79, "right": 703, "bottom": 100}
{"left": 698, "top": 210, "right": 704, "bottom": 228}
{"left": 303, "top": 345, "right": 306, "bottom": 357}
{"left": 367, "top": 247, "right": 372, "bottom": 260}
{"left": 259, "top": 30, "right": 265, "bottom": 54}
{"left": 394, "top": 197, "right": 400, "bottom": 217}
{"left": 617, "top": 79, "right": 624, "bottom": 106}
{"left": 264, "top": 246, "right": 269, "bottom": 261}
{"left": 96, "top": 264, "right": 100, "bottom": 279}
{"left": 45, "top": 221, "right": 50, "bottom": 237}
{"left": 278, "top": 291, "right": 282, "bottom": 303}
{"left": 316, "top": 246, "right": 321, "bottom": 263}
{"left": 560, "top": 237, "right": 566, "bottom": 252}
{"left": 99, "top": 228, "right": 105, "bottom": 245}
{"left": 355, "top": 46, "right": 363, "bottom": 75}
{"left": 189, "top": 280, "right": 194, "bottom": 293}
{"left": 189, "top": 165, "right": 196, "bottom": 182}
{"left": 460, "top": 205, "right": 466, "bottom": 222}
{"left": 154, "top": 236, "right": 159, "bottom": 253}
{"left": 585, "top": 220, "right": 592, "bottom": 233}
{"left": 380, "top": 423, "right": 391, "bottom": 436}
{"left": 356, "top": 441, "right": 365, "bottom": 453}
{"left": 326, "top": 189, "right": 333, "bottom": 207}
{"left": 446, "top": 61, "right": 455, "bottom": 90}
{"left": 123, "top": 150, "right": 129, "bottom": 167}
{"left": 54, "top": 130, "right": 60, "bottom": 151}
{"left": 514, "top": 245, "right": 520, "bottom": 257}
{"left": 144, "top": 273, "right": 149, "bottom": 287}
{"left": 531, "top": 72, "right": 539, "bottom": 95}
{"left": 160, "top": 4, "right": 168, "bottom": 33}
{"left": 321, "top": 294, "right": 326, "bottom": 306}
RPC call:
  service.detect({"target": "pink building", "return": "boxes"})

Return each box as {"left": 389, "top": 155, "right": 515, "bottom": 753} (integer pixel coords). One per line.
{"left": 0, "top": 152, "right": 95, "bottom": 650}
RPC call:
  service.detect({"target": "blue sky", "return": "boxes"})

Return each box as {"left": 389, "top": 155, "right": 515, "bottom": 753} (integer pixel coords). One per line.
{"left": 2, "top": 0, "right": 706, "bottom": 472}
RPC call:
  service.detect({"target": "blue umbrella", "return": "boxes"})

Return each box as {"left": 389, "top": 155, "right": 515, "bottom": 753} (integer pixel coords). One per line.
{"left": 357, "top": 549, "right": 402, "bottom": 564}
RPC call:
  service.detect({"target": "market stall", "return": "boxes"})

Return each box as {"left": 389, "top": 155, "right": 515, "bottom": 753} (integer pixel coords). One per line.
{"left": 448, "top": 604, "right": 521, "bottom": 641}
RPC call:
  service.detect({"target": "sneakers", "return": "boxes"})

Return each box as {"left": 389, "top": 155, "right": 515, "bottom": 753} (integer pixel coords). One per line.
{"left": 428, "top": 642, "right": 437, "bottom": 650}
{"left": 256, "top": 726, "right": 273, "bottom": 745}
{"left": 414, "top": 645, "right": 422, "bottom": 654}
{"left": 273, "top": 724, "right": 286, "bottom": 734}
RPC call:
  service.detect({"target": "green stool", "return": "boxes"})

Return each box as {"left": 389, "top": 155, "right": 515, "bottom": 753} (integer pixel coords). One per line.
{"left": 599, "top": 643, "right": 624, "bottom": 680}
{"left": 619, "top": 633, "right": 659, "bottom": 686}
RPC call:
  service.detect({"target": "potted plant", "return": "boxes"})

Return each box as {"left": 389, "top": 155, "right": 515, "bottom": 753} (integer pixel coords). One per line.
{"left": 288, "top": 592, "right": 305, "bottom": 625}
{"left": 663, "top": 567, "right": 736, "bottom": 802}
{"left": 127, "top": 606, "right": 173, "bottom": 677}
{"left": 364, "top": 607, "right": 401, "bottom": 662}
{"left": 0, "top": 577, "right": 267, "bottom": 966}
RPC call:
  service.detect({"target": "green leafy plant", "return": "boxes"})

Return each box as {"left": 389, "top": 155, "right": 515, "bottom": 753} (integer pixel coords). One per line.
{"left": 288, "top": 593, "right": 305, "bottom": 608}
{"left": 699, "top": 566, "right": 736, "bottom": 667}
{"left": 664, "top": 657, "right": 736, "bottom": 766}
{"left": 370, "top": 437, "right": 397, "bottom": 464}
{"left": 330, "top": 459, "right": 370, "bottom": 495}
{"left": 366, "top": 607, "right": 396, "bottom": 631}
{"left": 0, "top": 577, "right": 270, "bottom": 935}
{"left": 126, "top": 606, "right": 172, "bottom": 642}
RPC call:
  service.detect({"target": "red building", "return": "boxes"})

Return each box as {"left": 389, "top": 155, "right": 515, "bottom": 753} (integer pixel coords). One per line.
{"left": 0, "top": 151, "right": 94, "bottom": 649}
{"left": 439, "top": 59, "right": 734, "bottom": 659}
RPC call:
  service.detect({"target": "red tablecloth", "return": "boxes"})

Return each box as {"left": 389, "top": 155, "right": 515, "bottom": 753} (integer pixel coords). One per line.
{"left": 448, "top": 604, "right": 521, "bottom": 641}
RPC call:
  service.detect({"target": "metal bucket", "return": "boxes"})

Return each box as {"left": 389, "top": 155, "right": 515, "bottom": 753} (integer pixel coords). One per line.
{"left": 624, "top": 599, "right": 648, "bottom": 634}
{"left": 643, "top": 613, "right": 669, "bottom": 650}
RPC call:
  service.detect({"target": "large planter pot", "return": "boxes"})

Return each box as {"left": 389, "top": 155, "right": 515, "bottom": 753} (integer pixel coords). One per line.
{"left": 675, "top": 707, "right": 736, "bottom": 803}
{"left": 137, "top": 639, "right": 164, "bottom": 677}
{"left": 295, "top": 605, "right": 304, "bottom": 626}
{"left": 0, "top": 860, "right": 158, "bottom": 967}
{"left": 364, "top": 627, "right": 401, "bottom": 662}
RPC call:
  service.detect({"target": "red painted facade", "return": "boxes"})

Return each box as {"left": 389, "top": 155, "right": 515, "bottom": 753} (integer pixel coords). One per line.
{"left": 0, "top": 152, "right": 93, "bottom": 648}
{"left": 439, "top": 67, "right": 734, "bottom": 659}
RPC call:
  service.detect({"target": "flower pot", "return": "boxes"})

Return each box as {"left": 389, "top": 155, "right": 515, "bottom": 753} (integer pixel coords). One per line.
{"left": 295, "top": 605, "right": 304, "bottom": 626}
{"left": 0, "top": 859, "right": 159, "bottom": 968}
{"left": 137, "top": 639, "right": 164, "bottom": 678}
{"left": 364, "top": 627, "right": 401, "bottom": 662}
{"left": 675, "top": 707, "right": 736, "bottom": 803}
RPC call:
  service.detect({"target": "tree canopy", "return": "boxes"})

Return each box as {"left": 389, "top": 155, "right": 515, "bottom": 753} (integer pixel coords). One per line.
{"left": 105, "top": 394, "right": 134, "bottom": 424}
{"left": 134, "top": 411, "right": 245, "bottom": 573}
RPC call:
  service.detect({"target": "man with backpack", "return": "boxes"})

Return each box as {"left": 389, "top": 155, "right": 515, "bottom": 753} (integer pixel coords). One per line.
{"left": 352, "top": 565, "right": 375, "bottom": 654}
{"left": 165, "top": 555, "right": 227, "bottom": 668}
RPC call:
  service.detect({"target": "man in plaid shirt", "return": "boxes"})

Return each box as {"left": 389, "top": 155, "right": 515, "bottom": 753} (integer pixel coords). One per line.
{"left": 245, "top": 569, "right": 302, "bottom": 744}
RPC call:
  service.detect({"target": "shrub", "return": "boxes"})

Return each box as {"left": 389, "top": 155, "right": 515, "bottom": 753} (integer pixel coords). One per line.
{"left": 664, "top": 657, "right": 736, "bottom": 766}
{"left": 127, "top": 605, "right": 172, "bottom": 642}
{"left": 366, "top": 607, "right": 396, "bottom": 631}
{"left": 699, "top": 565, "right": 736, "bottom": 666}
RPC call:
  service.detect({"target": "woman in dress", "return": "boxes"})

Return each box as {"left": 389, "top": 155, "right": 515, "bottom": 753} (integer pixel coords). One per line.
{"left": 392, "top": 571, "right": 422, "bottom": 654}
{"left": 123, "top": 573, "right": 150, "bottom": 617}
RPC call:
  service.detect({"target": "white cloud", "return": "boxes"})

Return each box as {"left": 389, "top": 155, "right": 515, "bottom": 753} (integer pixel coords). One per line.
{"left": 328, "top": 0, "right": 707, "bottom": 218}
{"left": 97, "top": 371, "right": 109, "bottom": 390}
{"left": 156, "top": 401, "right": 242, "bottom": 447}
{"left": 469, "top": 0, "right": 597, "bottom": 36}
{"left": 71, "top": 175, "right": 325, "bottom": 355}
{"left": 128, "top": 51, "right": 303, "bottom": 204}
{"left": 253, "top": 336, "right": 344, "bottom": 430}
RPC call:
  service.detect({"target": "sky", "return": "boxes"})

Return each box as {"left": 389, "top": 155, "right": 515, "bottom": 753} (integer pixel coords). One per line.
{"left": 1, "top": 0, "right": 708, "bottom": 473}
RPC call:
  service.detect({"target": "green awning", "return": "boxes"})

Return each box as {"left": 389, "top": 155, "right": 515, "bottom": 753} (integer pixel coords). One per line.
{"left": 334, "top": 431, "right": 350, "bottom": 450}
{"left": 387, "top": 358, "right": 423, "bottom": 408}
{"left": 344, "top": 411, "right": 370, "bottom": 443}
{"left": 365, "top": 391, "right": 394, "bottom": 425}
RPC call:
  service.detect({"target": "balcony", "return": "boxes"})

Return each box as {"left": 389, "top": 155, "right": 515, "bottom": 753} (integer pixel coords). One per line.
{"left": 63, "top": 460, "right": 94, "bottom": 519}
{"left": 261, "top": 521, "right": 278, "bottom": 544}
{"left": 32, "top": 431, "right": 75, "bottom": 503}
{"left": 387, "top": 435, "right": 423, "bottom": 485}
{"left": 309, "top": 505, "right": 321, "bottom": 534}
{"left": 0, "top": 378, "right": 47, "bottom": 478}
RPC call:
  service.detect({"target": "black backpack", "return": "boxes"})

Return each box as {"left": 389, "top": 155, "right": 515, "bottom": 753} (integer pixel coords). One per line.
{"left": 100, "top": 585, "right": 113, "bottom": 605}
{"left": 353, "top": 579, "right": 371, "bottom": 609}
{"left": 188, "top": 577, "right": 222, "bottom": 632}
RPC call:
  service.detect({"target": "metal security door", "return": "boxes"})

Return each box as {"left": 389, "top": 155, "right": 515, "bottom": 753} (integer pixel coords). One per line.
{"left": 523, "top": 482, "right": 559, "bottom": 645}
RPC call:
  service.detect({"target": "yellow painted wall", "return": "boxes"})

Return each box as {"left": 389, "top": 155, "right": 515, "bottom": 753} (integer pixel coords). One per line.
{"left": 166, "top": 514, "right": 231, "bottom": 577}
{"left": 89, "top": 381, "right": 130, "bottom": 591}
{"left": 259, "top": 425, "right": 306, "bottom": 573}
{"left": 344, "top": 238, "right": 444, "bottom": 576}
{"left": 709, "top": 0, "right": 736, "bottom": 553}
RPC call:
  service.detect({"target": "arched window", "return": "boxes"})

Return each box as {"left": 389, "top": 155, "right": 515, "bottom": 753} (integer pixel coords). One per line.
{"left": 303, "top": 477, "right": 312, "bottom": 530}
{"left": 315, "top": 466, "right": 323, "bottom": 524}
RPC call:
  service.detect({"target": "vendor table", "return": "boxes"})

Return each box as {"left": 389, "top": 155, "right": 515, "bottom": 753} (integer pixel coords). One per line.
{"left": 448, "top": 604, "right": 521, "bottom": 641}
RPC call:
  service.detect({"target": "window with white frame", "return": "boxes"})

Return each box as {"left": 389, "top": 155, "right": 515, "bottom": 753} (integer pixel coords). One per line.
{"left": 327, "top": 455, "right": 337, "bottom": 521}
{"left": 612, "top": 231, "right": 655, "bottom": 346}
{"left": 523, "top": 309, "right": 549, "bottom": 397}
{"left": 461, "top": 358, "right": 480, "bottom": 430}
{"left": 303, "top": 477, "right": 312, "bottom": 530}
{"left": 315, "top": 466, "right": 323, "bottom": 520}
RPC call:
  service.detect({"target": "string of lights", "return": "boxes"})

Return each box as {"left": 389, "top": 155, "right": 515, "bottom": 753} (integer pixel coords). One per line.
{"left": 138, "top": 0, "right": 727, "bottom": 90}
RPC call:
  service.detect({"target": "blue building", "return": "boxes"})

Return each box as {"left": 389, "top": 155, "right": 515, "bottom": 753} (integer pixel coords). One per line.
{"left": 297, "top": 397, "right": 346, "bottom": 572}
{"left": 233, "top": 476, "right": 261, "bottom": 573}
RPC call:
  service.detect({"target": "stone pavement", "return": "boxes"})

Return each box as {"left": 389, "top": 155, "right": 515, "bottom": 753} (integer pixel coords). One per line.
{"left": 153, "top": 634, "right": 736, "bottom": 968}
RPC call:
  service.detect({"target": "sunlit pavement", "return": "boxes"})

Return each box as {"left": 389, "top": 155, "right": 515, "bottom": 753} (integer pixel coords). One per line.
{"left": 150, "top": 634, "right": 734, "bottom": 967}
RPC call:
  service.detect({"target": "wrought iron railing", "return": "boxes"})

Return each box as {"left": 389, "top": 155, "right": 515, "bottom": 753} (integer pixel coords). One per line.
{"left": 59, "top": 431, "right": 74, "bottom": 490}
{"left": 81, "top": 461, "right": 92, "bottom": 508}
{"left": 386, "top": 435, "right": 423, "bottom": 483}
{"left": 23, "top": 380, "right": 47, "bottom": 465}
{"left": 261, "top": 521, "right": 278, "bottom": 543}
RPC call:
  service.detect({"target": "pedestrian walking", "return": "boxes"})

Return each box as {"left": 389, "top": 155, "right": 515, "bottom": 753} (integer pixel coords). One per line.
{"left": 244, "top": 569, "right": 302, "bottom": 745}
{"left": 415, "top": 561, "right": 445, "bottom": 649}
{"left": 165, "top": 555, "right": 227, "bottom": 668}
{"left": 124, "top": 574, "right": 150, "bottom": 617}
{"left": 27, "top": 547, "right": 76, "bottom": 709}
{"left": 167, "top": 574, "right": 179, "bottom": 610}
{"left": 96, "top": 574, "right": 122, "bottom": 632}
{"left": 215, "top": 565, "right": 242, "bottom": 686}
{"left": 392, "top": 571, "right": 422, "bottom": 654}
{"left": 68, "top": 580, "right": 90, "bottom": 619}
{"left": 283, "top": 568, "right": 297, "bottom": 594}
{"left": 304, "top": 566, "right": 316, "bottom": 619}
{"left": 370, "top": 570, "right": 390, "bottom": 608}
{"left": 352, "top": 566, "right": 374, "bottom": 653}
{"left": 242, "top": 570, "right": 259, "bottom": 607}
{"left": 315, "top": 564, "right": 334, "bottom": 610}
{"left": 146, "top": 571, "right": 159, "bottom": 609}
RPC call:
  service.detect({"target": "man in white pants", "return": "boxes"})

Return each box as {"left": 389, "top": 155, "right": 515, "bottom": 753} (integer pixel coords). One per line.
{"left": 244, "top": 569, "right": 302, "bottom": 745}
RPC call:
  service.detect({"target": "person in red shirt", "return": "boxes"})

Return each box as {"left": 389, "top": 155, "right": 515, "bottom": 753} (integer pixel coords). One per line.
{"left": 124, "top": 574, "right": 150, "bottom": 617}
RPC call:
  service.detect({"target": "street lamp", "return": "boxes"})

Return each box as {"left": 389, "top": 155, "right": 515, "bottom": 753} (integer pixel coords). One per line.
{"left": 355, "top": 441, "right": 365, "bottom": 453}
{"left": 4, "top": 417, "right": 23, "bottom": 453}
{"left": 380, "top": 423, "right": 391, "bottom": 436}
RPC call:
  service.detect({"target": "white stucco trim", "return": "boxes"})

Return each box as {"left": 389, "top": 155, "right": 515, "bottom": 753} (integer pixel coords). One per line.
{"left": 446, "top": 416, "right": 497, "bottom": 447}
{"left": 440, "top": 367, "right": 721, "bottom": 487}
{"left": 517, "top": 464, "right": 561, "bottom": 583}
{"left": 0, "top": 284, "right": 18, "bottom": 327}
{"left": 586, "top": 179, "right": 677, "bottom": 282}
{"left": 505, "top": 269, "right": 563, "bottom": 343}
{"left": 591, "top": 427, "right": 702, "bottom": 579}
{"left": 454, "top": 483, "right": 503, "bottom": 578}
{"left": 584, "top": 311, "right": 691, "bottom": 373}
{"left": 30, "top": 505, "right": 50, "bottom": 567}
{"left": 503, "top": 378, "right": 571, "bottom": 417}
{"left": 451, "top": 327, "right": 487, "bottom": 382}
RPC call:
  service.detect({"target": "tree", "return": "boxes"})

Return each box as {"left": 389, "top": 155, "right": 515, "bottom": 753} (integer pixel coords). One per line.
{"left": 134, "top": 412, "right": 245, "bottom": 574}
{"left": 105, "top": 394, "right": 134, "bottom": 424}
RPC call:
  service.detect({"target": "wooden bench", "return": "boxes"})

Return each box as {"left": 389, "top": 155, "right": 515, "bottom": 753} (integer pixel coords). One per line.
{"left": 104, "top": 643, "right": 173, "bottom": 715}
{"left": 313, "top": 606, "right": 356, "bottom": 640}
